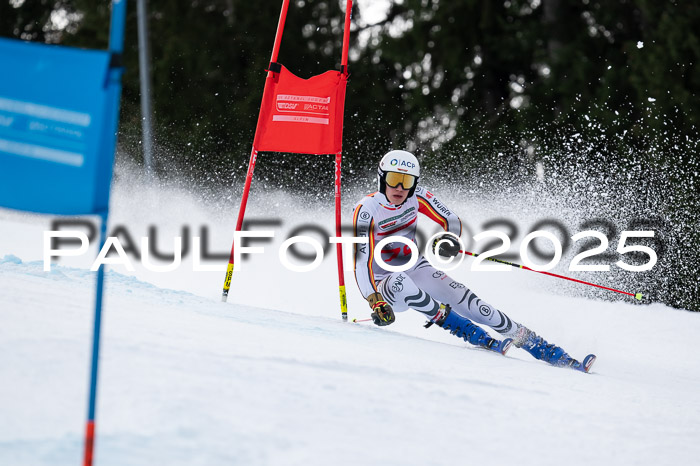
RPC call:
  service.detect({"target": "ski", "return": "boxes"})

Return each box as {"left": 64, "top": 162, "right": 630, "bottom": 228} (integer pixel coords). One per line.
{"left": 567, "top": 354, "right": 597, "bottom": 373}
{"left": 484, "top": 337, "right": 513, "bottom": 356}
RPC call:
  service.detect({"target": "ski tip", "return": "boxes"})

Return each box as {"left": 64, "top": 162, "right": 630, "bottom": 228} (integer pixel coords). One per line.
{"left": 500, "top": 338, "right": 514, "bottom": 356}
{"left": 582, "top": 354, "right": 597, "bottom": 373}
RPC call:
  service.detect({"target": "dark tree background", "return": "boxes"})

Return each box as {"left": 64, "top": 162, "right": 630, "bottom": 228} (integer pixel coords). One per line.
{"left": 2, "top": 0, "right": 698, "bottom": 310}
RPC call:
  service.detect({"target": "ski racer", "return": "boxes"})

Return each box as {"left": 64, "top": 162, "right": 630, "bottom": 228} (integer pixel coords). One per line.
{"left": 352, "top": 150, "right": 595, "bottom": 371}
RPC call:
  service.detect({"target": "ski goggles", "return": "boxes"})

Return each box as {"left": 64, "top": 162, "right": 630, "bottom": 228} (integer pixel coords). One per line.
{"left": 384, "top": 172, "right": 417, "bottom": 189}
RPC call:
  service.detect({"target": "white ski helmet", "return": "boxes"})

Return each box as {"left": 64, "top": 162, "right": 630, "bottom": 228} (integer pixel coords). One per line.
{"left": 377, "top": 150, "right": 420, "bottom": 199}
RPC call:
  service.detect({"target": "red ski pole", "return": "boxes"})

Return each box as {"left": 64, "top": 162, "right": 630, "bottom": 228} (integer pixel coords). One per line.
{"left": 459, "top": 250, "right": 644, "bottom": 300}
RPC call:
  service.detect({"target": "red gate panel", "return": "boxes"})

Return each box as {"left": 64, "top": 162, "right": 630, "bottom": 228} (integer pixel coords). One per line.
{"left": 253, "top": 64, "right": 348, "bottom": 155}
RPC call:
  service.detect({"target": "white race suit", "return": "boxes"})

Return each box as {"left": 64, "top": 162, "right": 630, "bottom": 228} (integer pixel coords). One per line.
{"left": 352, "top": 187, "right": 523, "bottom": 339}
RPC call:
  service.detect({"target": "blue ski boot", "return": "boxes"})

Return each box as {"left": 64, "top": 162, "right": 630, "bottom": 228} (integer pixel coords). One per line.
{"left": 515, "top": 328, "right": 573, "bottom": 367}
{"left": 431, "top": 304, "right": 513, "bottom": 355}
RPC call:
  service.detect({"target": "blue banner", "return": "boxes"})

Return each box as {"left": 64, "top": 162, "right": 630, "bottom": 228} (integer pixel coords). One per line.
{"left": 0, "top": 38, "right": 122, "bottom": 215}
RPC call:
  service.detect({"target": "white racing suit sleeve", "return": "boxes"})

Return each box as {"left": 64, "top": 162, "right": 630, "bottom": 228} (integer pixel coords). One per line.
{"left": 352, "top": 202, "right": 379, "bottom": 300}
{"left": 415, "top": 186, "right": 462, "bottom": 236}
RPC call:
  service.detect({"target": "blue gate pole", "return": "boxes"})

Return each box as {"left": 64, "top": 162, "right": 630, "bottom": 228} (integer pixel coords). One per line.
{"left": 83, "top": 2, "right": 127, "bottom": 465}
{"left": 83, "top": 211, "right": 109, "bottom": 466}
{"left": 109, "top": 0, "right": 127, "bottom": 52}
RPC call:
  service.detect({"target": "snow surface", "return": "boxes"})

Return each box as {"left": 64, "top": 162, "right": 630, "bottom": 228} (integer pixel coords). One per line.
{"left": 1, "top": 174, "right": 700, "bottom": 465}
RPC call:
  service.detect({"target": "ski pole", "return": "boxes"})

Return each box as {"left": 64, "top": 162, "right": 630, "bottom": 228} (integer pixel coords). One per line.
{"left": 352, "top": 318, "right": 373, "bottom": 323}
{"left": 459, "top": 250, "right": 644, "bottom": 301}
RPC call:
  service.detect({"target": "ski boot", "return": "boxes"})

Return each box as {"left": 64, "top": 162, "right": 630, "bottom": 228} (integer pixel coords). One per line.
{"left": 514, "top": 327, "right": 595, "bottom": 372}
{"left": 428, "top": 304, "right": 513, "bottom": 355}
{"left": 514, "top": 327, "right": 569, "bottom": 366}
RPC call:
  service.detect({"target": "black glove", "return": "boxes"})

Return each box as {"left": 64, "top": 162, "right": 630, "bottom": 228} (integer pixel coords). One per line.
{"left": 367, "top": 292, "right": 395, "bottom": 326}
{"left": 432, "top": 233, "right": 461, "bottom": 258}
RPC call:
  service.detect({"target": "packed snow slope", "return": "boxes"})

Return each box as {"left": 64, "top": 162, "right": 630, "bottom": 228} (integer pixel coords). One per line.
{"left": 1, "top": 169, "right": 699, "bottom": 465}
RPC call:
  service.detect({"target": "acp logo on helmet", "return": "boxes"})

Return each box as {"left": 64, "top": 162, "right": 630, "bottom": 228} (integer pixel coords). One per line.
{"left": 390, "top": 158, "right": 416, "bottom": 169}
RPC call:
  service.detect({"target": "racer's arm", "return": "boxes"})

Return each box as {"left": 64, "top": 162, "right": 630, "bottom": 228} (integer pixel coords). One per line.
{"left": 415, "top": 186, "right": 462, "bottom": 236}
{"left": 352, "top": 203, "right": 380, "bottom": 300}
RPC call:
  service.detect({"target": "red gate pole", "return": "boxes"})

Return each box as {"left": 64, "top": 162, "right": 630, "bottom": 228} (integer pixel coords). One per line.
{"left": 341, "top": 1, "right": 353, "bottom": 70}
{"left": 222, "top": 0, "right": 290, "bottom": 302}
{"left": 334, "top": 0, "right": 352, "bottom": 319}
{"left": 222, "top": 148, "right": 258, "bottom": 301}
{"left": 334, "top": 151, "right": 347, "bottom": 320}
{"left": 270, "top": 0, "right": 290, "bottom": 65}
